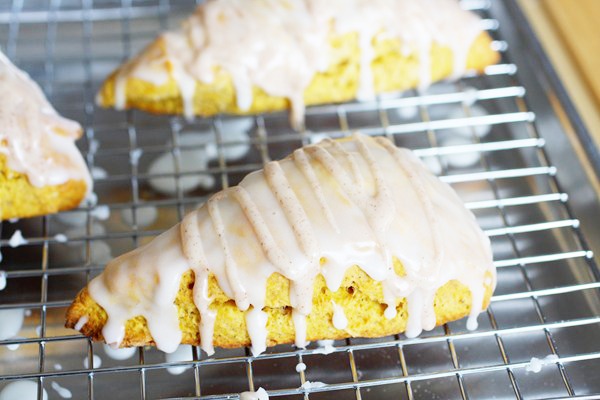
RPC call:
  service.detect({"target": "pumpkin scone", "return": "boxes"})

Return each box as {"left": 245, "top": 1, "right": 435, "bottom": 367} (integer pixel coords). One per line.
{"left": 0, "top": 50, "right": 91, "bottom": 221}
{"left": 66, "top": 134, "right": 495, "bottom": 355}
{"left": 96, "top": 0, "right": 500, "bottom": 126}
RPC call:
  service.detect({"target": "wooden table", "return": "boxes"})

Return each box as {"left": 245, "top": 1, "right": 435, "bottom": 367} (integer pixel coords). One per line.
{"left": 519, "top": 0, "right": 600, "bottom": 149}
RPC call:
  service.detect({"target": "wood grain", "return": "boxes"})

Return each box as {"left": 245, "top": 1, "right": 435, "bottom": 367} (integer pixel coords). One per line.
{"left": 518, "top": 0, "right": 600, "bottom": 150}
{"left": 544, "top": 0, "right": 600, "bottom": 109}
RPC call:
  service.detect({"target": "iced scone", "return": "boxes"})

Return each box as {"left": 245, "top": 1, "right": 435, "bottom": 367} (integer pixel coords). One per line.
{"left": 97, "top": 0, "right": 500, "bottom": 127}
{"left": 66, "top": 133, "right": 495, "bottom": 356}
{"left": 0, "top": 50, "right": 92, "bottom": 220}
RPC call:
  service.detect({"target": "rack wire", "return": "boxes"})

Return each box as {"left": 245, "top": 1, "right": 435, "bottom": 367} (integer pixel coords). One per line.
{"left": 1, "top": 0, "right": 599, "bottom": 399}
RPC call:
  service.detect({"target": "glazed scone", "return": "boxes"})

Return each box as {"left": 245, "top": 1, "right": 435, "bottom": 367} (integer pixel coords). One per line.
{"left": 0, "top": 51, "right": 91, "bottom": 220}
{"left": 66, "top": 133, "right": 496, "bottom": 355}
{"left": 97, "top": 0, "right": 500, "bottom": 126}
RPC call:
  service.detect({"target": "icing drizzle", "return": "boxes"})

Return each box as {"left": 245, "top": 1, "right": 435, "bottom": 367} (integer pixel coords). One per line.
{"left": 0, "top": 50, "right": 91, "bottom": 190}
{"left": 88, "top": 133, "right": 495, "bottom": 355}
{"left": 111, "top": 0, "right": 484, "bottom": 125}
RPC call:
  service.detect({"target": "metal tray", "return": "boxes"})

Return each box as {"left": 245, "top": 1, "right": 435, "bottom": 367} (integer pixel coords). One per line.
{"left": 1, "top": 1, "right": 600, "bottom": 399}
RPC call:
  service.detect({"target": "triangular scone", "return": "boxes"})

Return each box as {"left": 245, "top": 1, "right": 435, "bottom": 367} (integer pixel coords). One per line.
{"left": 66, "top": 133, "right": 495, "bottom": 356}
{"left": 0, "top": 51, "right": 92, "bottom": 220}
{"left": 96, "top": 0, "right": 500, "bottom": 126}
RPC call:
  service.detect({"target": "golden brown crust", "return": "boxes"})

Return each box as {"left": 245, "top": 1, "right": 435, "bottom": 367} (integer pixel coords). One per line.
{"left": 97, "top": 32, "right": 500, "bottom": 117}
{"left": 66, "top": 262, "right": 494, "bottom": 349}
{"left": 0, "top": 154, "right": 87, "bottom": 221}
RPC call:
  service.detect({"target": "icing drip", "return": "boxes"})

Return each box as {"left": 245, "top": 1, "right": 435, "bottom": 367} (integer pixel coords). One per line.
{"left": 246, "top": 307, "right": 269, "bottom": 356}
{"left": 331, "top": 301, "right": 348, "bottom": 330}
{"left": 74, "top": 316, "right": 88, "bottom": 331}
{"left": 240, "top": 387, "right": 269, "bottom": 400}
{"left": 88, "top": 133, "right": 495, "bottom": 355}
{"left": 112, "top": 0, "right": 484, "bottom": 124}
{"left": 0, "top": 50, "right": 91, "bottom": 191}
{"left": 88, "top": 227, "right": 190, "bottom": 353}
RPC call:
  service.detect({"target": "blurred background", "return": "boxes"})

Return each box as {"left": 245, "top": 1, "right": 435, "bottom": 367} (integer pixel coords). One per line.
{"left": 521, "top": 0, "right": 600, "bottom": 158}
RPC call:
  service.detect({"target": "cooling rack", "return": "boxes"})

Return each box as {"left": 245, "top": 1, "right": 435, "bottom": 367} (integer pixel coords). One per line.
{"left": 1, "top": 0, "right": 600, "bottom": 399}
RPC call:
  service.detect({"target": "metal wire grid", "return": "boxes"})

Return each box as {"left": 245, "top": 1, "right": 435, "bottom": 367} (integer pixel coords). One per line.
{"left": 0, "top": 0, "right": 599, "bottom": 399}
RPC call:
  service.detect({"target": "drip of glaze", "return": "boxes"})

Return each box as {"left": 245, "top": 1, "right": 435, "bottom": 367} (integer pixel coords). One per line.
{"left": 83, "top": 355, "right": 102, "bottom": 369}
{"left": 102, "top": 343, "right": 137, "bottom": 361}
{"left": 50, "top": 382, "right": 72, "bottom": 399}
{"left": 240, "top": 388, "right": 269, "bottom": 400}
{"left": 0, "top": 50, "right": 91, "bottom": 192}
{"left": 246, "top": 307, "right": 269, "bottom": 356}
{"left": 112, "top": 0, "right": 484, "bottom": 125}
{"left": 8, "top": 230, "right": 27, "bottom": 248}
{"left": 0, "top": 271, "right": 6, "bottom": 291}
{"left": 54, "top": 234, "right": 68, "bottom": 243}
{"left": 295, "top": 362, "right": 307, "bottom": 372}
{"left": 314, "top": 340, "right": 335, "bottom": 355}
{"left": 88, "top": 134, "right": 495, "bottom": 355}
{"left": 0, "top": 381, "right": 47, "bottom": 400}
{"left": 165, "top": 345, "right": 193, "bottom": 375}
{"left": 0, "top": 308, "right": 25, "bottom": 341}
{"left": 7, "top": 338, "right": 21, "bottom": 351}
{"left": 525, "top": 354, "right": 559, "bottom": 373}
{"left": 301, "top": 381, "right": 327, "bottom": 390}
{"left": 331, "top": 301, "right": 348, "bottom": 330}
{"left": 74, "top": 316, "right": 88, "bottom": 331}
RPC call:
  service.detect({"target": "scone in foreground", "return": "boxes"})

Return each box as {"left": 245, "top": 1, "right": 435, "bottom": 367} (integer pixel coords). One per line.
{"left": 97, "top": 0, "right": 500, "bottom": 126}
{"left": 0, "top": 50, "right": 91, "bottom": 220}
{"left": 66, "top": 134, "right": 496, "bottom": 356}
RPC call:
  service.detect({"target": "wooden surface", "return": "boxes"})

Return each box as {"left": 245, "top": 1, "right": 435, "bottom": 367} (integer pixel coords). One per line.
{"left": 519, "top": 0, "right": 600, "bottom": 149}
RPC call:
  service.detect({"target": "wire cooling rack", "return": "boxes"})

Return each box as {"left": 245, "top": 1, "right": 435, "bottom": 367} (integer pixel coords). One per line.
{"left": 1, "top": 0, "right": 600, "bottom": 399}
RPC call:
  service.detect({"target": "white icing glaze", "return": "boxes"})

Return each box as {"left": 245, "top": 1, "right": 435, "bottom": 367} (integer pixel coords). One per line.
{"left": 90, "top": 205, "right": 110, "bottom": 221}
{"left": 102, "top": 343, "right": 137, "bottom": 361}
{"left": 83, "top": 354, "right": 102, "bottom": 369}
{"left": 295, "top": 362, "right": 307, "bottom": 373}
{"left": 0, "top": 381, "right": 47, "bottom": 400}
{"left": 0, "top": 308, "right": 25, "bottom": 340}
{"left": 240, "top": 388, "right": 269, "bottom": 400}
{"left": 54, "top": 234, "right": 68, "bottom": 243}
{"left": 121, "top": 207, "right": 158, "bottom": 228}
{"left": 525, "top": 354, "right": 559, "bottom": 373}
{"left": 88, "top": 133, "right": 495, "bottom": 355}
{"left": 0, "top": 50, "right": 91, "bottom": 191}
{"left": 314, "top": 340, "right": 336, "bottom": 355}
{"left": 50, "top": 382, "right": 72, "bottom": 399}
{"left": 112, "top": 0, "right": 484, "bottom": 125}
{"left": 7, "top": 340, "right": 21, "bottom": 351}
{"left": 91, "top": 166, "right": 108, "bottom": 179}
{"left": 300, "top": 381, "right": 327, "bottom": 390}
{"left": 331, "top": 301, "right": 348, "bottom": 330}
{"left": 8, "top": 230, "right": 27, "bottom": 248}
{"left": 246, "top": 307, "right": 268, "bottom": 356}
{"left": 74, "top": 315, "right": 88, "bottom": 331}
{"left": 130, "top": 148, "right": 143, "bottom": 166}
{"left": 165, "top": 345, "right": 193, "bottom": 375}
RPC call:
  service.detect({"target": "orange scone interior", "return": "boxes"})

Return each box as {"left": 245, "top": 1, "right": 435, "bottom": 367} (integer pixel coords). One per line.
{"left": 0, "top": 51, "right": 91, "bottom": 220}
{"left": 96, "top": 0, "right": 500, "bottom": 125}
{"left": 66, "top": 134, "right": 496, "bottom": 355}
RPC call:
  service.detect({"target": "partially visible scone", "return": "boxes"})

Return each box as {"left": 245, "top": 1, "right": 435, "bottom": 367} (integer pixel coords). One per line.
{"left": 0, "top": 51, "right": 91, "bottom": 220}
{"left": 97, "top": 0, "right": 500, "bottom": 125}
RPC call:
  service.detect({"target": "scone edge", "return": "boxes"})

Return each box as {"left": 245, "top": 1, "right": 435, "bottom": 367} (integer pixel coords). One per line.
{"left": 0, "top": 154, "right": 88, "bottom": 221}
{"left": 65, "top": 266, "right": 494, "bottom": 350}
{"left": 96, "top": 32, "right": 500, "bottom": 117}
